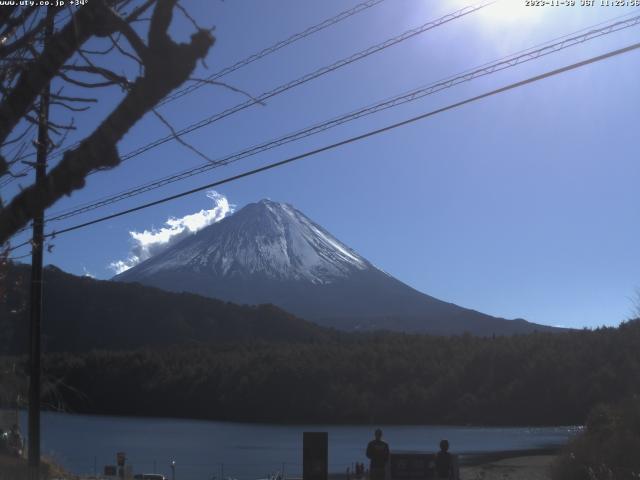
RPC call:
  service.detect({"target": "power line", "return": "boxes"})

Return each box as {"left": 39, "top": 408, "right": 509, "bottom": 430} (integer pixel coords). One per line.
{"left": 108, "top": 1, "right": 493, "bottom": 165}
{"left": 5, "top": 0, "right": 493, "bottom": 200}
{"left": 5, "top": 0, "right": 499, "bottom": 243}
{"left": 29, "top": 0, "right": 492, "bottom": 172}
{"left": 7, "top": 250, "right": 32, "bottom": 261}
{"left": 44, "top": 11, "right": 640, "bottom": 223}
{"left": 7, "top": 38, "right": 638, "bottom": 254}
{"left": 0, "top": 0, "right": 388, "bottom": 186}
{"left": 159, "top": 0, "right": 388, "bottom": 106}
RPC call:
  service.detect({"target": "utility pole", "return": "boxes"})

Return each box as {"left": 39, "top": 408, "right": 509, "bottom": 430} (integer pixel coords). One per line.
{"left": 28, "top": 10, "right": 53, "bottom": 480}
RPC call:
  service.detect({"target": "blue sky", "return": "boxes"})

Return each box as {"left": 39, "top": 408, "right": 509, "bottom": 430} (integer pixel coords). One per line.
{"left": 5, "top": 0, "right": 640, "bottom": 329}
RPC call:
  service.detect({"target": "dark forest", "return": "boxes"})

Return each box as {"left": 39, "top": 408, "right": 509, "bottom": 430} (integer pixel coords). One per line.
{"left": 3, "top": 320, "right": 638, "bottom": 426}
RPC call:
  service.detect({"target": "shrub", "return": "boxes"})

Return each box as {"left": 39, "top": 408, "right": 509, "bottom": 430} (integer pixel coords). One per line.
{"left": 551, "top": 397, "right": 640, "bottom": 480}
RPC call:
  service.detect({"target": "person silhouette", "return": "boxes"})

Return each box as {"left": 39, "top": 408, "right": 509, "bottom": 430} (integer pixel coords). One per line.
{"left": 366, "top": 429, "right": 389, "bottom": 480}
{"left": 435, "top": 439, "right": 454, "bottom": 479}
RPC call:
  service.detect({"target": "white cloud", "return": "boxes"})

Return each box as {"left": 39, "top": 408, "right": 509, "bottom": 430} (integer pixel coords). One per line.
{"left": 82, "top": 266, "right": 95, "bottom": 278}
{"left": 109, "top": 190, "right": 233, "bottom": 275}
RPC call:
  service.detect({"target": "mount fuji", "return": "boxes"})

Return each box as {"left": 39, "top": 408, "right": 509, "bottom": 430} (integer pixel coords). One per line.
{"left": 114, "top": 199, "right": 556, "bottom": 335}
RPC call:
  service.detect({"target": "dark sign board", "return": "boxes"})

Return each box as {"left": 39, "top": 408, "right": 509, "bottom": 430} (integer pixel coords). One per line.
{"left": 390, "top": 453, "right": 435, "bottom": 480}
{"left": 303, "top": 432, "right": 328, "bottom": 480}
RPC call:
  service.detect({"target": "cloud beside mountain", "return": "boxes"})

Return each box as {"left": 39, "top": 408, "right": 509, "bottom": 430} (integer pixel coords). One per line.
{"left": 108, "top": 190, "right": 234, "bottom": 274}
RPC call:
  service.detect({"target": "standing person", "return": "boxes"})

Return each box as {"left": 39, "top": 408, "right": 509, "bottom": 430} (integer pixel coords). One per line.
{"left": 435, "top": 439, "right": 454, "bottom": 479}
{"left": 366, "top": 429, "right": 390, "bottom": 480}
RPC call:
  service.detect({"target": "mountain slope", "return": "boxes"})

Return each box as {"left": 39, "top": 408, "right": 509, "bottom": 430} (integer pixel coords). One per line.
{"left": 115, "top": 199, "right": 558, "bottom": 335}
{"left": 1, "top": 263, "right": 331, "bottom": 354}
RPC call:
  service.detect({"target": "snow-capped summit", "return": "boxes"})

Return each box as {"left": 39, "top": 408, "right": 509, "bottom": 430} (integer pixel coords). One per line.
{"left": 120, "top": 199, "right": 369, "bottom": 284}
{"left": 115, "top": 199, "right": 557, "bottom": 335}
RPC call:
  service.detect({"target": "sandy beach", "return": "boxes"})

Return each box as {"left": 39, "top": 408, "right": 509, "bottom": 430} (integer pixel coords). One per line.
{"left": 460, "top": 455, "right": 555, "bottom": 480}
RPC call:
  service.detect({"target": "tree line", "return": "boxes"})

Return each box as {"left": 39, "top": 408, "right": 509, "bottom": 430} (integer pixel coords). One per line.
{"left": 0, "top": 264, "right": 332, "bottom": 355}
{"left": 2, "top": 319, "right": 637, "bottom": 426}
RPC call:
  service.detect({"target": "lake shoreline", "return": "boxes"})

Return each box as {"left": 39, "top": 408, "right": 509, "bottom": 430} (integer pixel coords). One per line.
{"left": 458, "top": 447, "right": 560, "bottom": 466}
{"left": 460, "top": 454, "right": 557, "bottom": 480}
{"left": 21, "top": 408, "right": 584, "bottom": 429}
{"left": 15, "top": 411, "right": 576, "bottom": 480}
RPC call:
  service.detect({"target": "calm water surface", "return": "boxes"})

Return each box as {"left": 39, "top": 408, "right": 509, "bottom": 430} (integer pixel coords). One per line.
{"left": 20, "top": 411, "right": 580, "bottom": 480}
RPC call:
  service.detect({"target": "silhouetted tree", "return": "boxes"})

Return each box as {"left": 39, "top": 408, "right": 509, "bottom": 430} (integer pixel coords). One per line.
{"left": 1, "top": 318, "right": 634, "bottom": 425}
{"left": 0, "top": 0, "right": 215, "bottom": 244}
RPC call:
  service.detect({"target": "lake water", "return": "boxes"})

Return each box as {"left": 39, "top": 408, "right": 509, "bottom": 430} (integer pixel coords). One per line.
{"left": 19, "top": 411, "right": 580, "bottom": 480}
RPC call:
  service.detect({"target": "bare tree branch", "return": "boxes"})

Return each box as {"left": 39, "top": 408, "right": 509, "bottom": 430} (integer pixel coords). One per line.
{"left": 0, "top": 0, "right": 215, "bottom": 244}
{"left": 61, "top": 64, "right": 131, "bottom": 88}
{"left": 0, "top": 7, "right": 37, "bottom": 41}
{"left": 80, "top": 42, "right": 118, "bottom": 56}
{"left": 176, "top": 2, "right": 204, "bottom": 31}
{"left": 0, "top": 10, "right": 54, "bottom": 59}
{"left": 187, "top": 77, "right": 265, "bottom": 105}
{"left": 50, "top": 93, "right": 98, "bottom": 103}
{"left": 124, "top": 0, "right": 157, "bottom": 22}
{"left": 1, "top": 123, "right": 34, "bottom": 148}
{"left": 0, "top": 1, "right": 118, "bottom": 146}
{"left": 152, "top": 107, "right": 215, "bottom": 163}
{"left": 50, "top": 101, "right": 91, "bottom": 113}
{"left": 107, "top": 9, "right": 149, "bottom": 63}
{"left": 58, "top": 70, "right": 123, "bottom": 89}
{"left": 108, "top": 32, "right": 142, "bottom": 65}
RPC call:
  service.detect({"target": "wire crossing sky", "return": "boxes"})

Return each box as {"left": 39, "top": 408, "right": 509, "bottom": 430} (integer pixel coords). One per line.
{"left": 0, "top": 0, "right": 388, "bottom": 184}
{"left": 4, "top": 0, "right": 640, "bottom": 329}
{"left": 0, "top": 1, "right": 491, "bottom": 189}
{"left": 5, "top": 37, "right": 635, "bottom": 249}
{"left": 41, "top": 11, "right": 640, "bottom": 224}
{"left": 158, "top": 0, "right": 390, "bottom": 105}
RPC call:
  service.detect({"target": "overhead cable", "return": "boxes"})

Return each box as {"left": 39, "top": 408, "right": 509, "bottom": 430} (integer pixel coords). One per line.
{"left": 6, "top": 38, "right": 638, "bottom": 255}
{"left": 45, "top": 12, "right": 640, "bottom": 223}
{"left": 1, "top": 0, "right": 389, "bottom": 185}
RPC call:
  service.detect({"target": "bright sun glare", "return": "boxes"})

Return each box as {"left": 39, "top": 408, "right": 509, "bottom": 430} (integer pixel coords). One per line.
{"left": 449, "top": 0, "right": 546, "bottom": 24}
{"left": 483, "top": 1, "right": 536, "bottom": 22}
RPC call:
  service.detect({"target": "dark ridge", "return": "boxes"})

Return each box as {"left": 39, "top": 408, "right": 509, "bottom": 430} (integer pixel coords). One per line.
{"left": 1, "top": 263, "right": 334, "bottom": 355}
